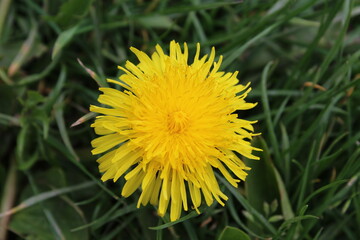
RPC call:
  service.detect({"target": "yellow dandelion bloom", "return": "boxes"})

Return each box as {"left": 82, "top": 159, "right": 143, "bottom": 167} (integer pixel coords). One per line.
{"left": 90, "top": 41, "right": 261, "bottom": 221}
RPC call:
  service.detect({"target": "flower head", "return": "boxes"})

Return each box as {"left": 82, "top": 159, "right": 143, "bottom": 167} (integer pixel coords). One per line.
{"left": 90, "top": 41, "right": 260, "bottom": 221}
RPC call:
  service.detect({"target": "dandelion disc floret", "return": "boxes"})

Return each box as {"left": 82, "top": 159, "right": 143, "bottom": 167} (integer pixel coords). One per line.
{"left": 90, "top": 41, "right": 261, "bottom": 221}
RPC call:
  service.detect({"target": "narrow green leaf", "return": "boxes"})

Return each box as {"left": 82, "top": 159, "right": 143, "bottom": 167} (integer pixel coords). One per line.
{"left": 183, "top": 220, "right": 198, "bottom": 240}
{"left": 52, "top": 24, "right": 80, "bottom": 60}
{"left": 160, "top": 2, "right": 238, "bottom": 15}
{"left": 218, "top": 226, "right": 251, "bottom": 240}
{"left": 72, "top": 202, "right": 136, "bottom": 231}
{"left": 260, "top": 61, "right": 281, "bottom": 166}
{"left": 16, "top": 54, "right": 60, "bottom": 86}
{"left": 222, "top": 25, "right": 277, "bottom": 68}
{"left": 54, "top": 94, "right": 79, "bottom": 162}
{"left": 303, "top": 180, "right": 347, "bottom": 205}
{"left": 278, "top": 215, "right": 319, "bottom": 234}
{"left": 273, "top": 166, "right": 294, "bottom": 220}
{"left": 0, "top": 181, "right": 95, "bottom": 218}
{"left": 149, "top": 211, "right": 199, "bottom": 230}
{"left": 269, "top": 215, "right": 284, "bottom": 223}
{"left": 314, "top": 0, "right": 353, "bottom": 83}
{"left": 16, "top": 124, "right": 39, "bottom": 170}
{"left": 44, "top": 65, "right": 66, "bottom": 114}
{"left": 45, "top": 135, "right": 119, "bottom": 200}
{"left": 219, "top": 174, "right": 277, "bottom": 235}
{"left": 137, "top": 15, "right": 180, "bottom": 31}
{"left": 77, "top": 58, "right": 108, "bottom": 87}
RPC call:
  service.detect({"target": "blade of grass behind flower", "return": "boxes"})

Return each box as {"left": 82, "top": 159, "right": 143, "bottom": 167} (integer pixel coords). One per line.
{"left": 52, "top": 24, "right": 81, "bottom": 60}
{"left": 221, "top": 0, "right": 319, "bottom": 69}
{"left": 287, "top": 0, "right": 343, "bottom": 87}
{"left": 300, "top": 140, "right": 360, "bottom": 237}
{"left": 43, "top": 209, "right": 65, "bottom": 240}
{"left": 99, "top": 214, "right": 136, "bottom": 240}
{"left": 218, "top": 174, "right": 277, "bottom": 235}
{"left": 43, "top": 65, "right": 67, "bottom": 113}
{"left": 222, "top": 24, "right": 277, "bottom": 69}
{"left": 189, "top": 12, "right": 207, "bottom": 45}
{"left": 72, "top": 202, "right": 137, "bottom": 231}
{"left": 77, "top": 58, "right": 108, "bottom": 88}
{"left": 279, "top": 123, "right": 291, "bottom": 186}
{"left": 227, "top": 197, "right": 264, "bottom": 239}
{"left": 159, "top": 1, "right": 238, "bottom": 15}
{"left": 314, "top": 0, "right": 353, "bottom": 84}
{"left": 156, "top": 218, "right": 163, "bottom": 240}
{"left": 261, "top": 61, "right": 281, "bottom": 167}
{"left": 149, "top": 211, "right": 199, "bottom": 230}
{"left": 54, "top": 94, "right": 79, "bottom": 162}
{"left": 296, "top": 139, "right": 318, "bottom": 211}
{"left": 273, "top": 97, "right": 290, "bottom": 127}
{"left": 302, "top": 180, "right": 347, "bottom": 206}
{"left": 285, "top": 53, "right": 360, "bottom": 124}
{"left": 45, "top": 135, "right": 118, "bottom": 200}
{"left": 291, "top": 90, "right": 346, "bottom": 157}
{"left": 0, "top": 181, "right": 95, "bottom": 218}
{"left": 16, "top": 54, "right": 60, "bottom": 86}
{"left": 183, "top": 220, "right": 198, "bottom": 240}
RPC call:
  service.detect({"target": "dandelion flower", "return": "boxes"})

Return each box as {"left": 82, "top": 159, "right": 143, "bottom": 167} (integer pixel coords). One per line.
{"left": 90, "top": 41, "right": 261, "bottom": 221}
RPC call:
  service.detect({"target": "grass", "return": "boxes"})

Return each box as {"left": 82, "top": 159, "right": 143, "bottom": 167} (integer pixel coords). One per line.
{"left": 1, "top": 0, "right": 360, "bottom": 239}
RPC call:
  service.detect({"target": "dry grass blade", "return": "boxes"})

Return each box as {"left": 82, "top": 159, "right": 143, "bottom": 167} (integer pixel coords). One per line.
{"left": 71, "top": 112, "right": 97, "bottom": 128}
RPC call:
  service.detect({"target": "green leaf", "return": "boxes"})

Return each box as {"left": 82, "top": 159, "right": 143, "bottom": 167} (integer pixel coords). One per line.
{"left": 9, "top": 205, "right": 55, "bottom": 240}
{"left": 218, "top": 226, "right": 251, "bottom": 240}
{"left": 136, "top": 16, "right": 180, "bottom": 31}
{"left": 42, "top": 167, "right": 67, "bottom": 188}
{"left": 52, "top": 24, "right": 81, "bottom": 60}
{"left": 25, "top": 90, "right": 46, "bottom": 107}
{"left": 269, "top": 215, "right": 284, "bottom": 223}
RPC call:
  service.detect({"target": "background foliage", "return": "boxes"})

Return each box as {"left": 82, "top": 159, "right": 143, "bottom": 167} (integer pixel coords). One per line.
{"left": 1, "top": 0, "right": 360, "bottom": 239}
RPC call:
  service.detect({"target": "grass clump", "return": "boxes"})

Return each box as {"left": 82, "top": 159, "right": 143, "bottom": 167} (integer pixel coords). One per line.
{"left": 1, "top": 0, "right": 360, "bottom": 239}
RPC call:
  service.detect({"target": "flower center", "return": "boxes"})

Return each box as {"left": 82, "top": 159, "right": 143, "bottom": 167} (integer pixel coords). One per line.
{"left": 167, "top": 111, "right": 189, "bottom": 134}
